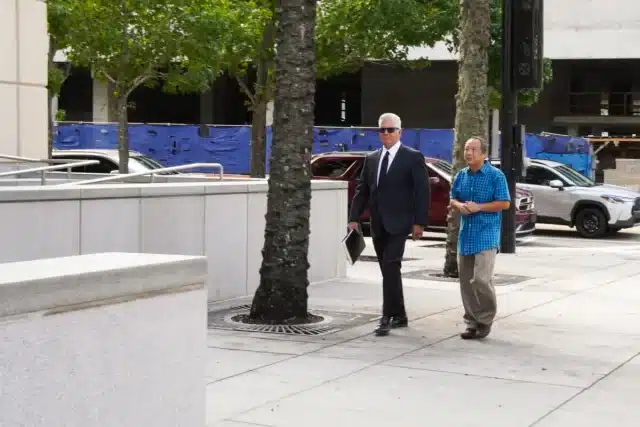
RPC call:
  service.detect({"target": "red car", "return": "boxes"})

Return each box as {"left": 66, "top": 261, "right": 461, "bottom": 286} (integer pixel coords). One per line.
{"left": 311, "top": 151, "right": 536, "bottom": 240}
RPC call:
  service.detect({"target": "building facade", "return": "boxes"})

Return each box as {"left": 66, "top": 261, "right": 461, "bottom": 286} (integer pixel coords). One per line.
{"left": 56, "top": 0, "right": 640, "bottom": 140}
{"left": 1, "top": 0, "right": 48, "bottom": 159}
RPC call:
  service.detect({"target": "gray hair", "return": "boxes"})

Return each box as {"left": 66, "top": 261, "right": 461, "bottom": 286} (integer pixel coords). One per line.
{"left": 469, "top": 136, "right": 489, "bottom": 154}
{"left": 378, "top": 113, "right": 402, "bottom": 129}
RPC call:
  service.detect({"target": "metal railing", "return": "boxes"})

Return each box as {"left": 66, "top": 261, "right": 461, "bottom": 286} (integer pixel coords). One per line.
{"left": 0, "top": 153, "right": 91, "bottom": 164}
{"left": 0, "top": 160, "right": 100, "bottom": 184}
{"left": 60, "top": 163, "right": 224, "bottom": 186}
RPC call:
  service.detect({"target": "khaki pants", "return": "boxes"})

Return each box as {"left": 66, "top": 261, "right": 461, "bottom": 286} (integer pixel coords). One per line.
{"left": 458, "top": 249, "right": 498, "bottom": 328}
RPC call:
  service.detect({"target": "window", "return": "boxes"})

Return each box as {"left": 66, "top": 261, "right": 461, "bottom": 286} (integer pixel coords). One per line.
{"left": 53, "top": 156, "right": 116, "bottom": 173}
{"left": 431, "top": 160, "right": 453, "bottom": 178}
{"left": 524, "top": 166, "right": 563, "bottom": 186}
{"left": 85, "top": 159, "right": 117, "bottom": 174}
{"left": 554, "top": 165, "right": 596, "bottom": 187}
{"left": 311, "top": 159, "right": 356, "bottom": 177}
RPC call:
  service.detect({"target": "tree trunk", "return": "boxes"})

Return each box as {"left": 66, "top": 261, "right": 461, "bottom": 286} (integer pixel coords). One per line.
{"left": 443, "top": 0, "right": 492, "bottom": 277}
{"left": 249, "top": 0, "right": 317, "bottom": 323}
{"left": 249, "top": 18, "right": 276, "bottom": 178}
{"left": 250, "top": 97, "right": 267, "bottom": 178}
{"left": 116, "top": 94, "right": 130, "bottom": 174}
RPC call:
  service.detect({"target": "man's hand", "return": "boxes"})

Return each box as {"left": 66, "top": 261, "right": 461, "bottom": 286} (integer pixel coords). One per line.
{"left": 411, "top": 224, "right": 424, "bottom": 240}
{"left": 450, "top": 200, "right": 471, "bottom": 215}
{"left": 348, "top": 222, "right": 360, "bottom": 232}
{"left": 464, "top": 201, "right": 481, "bottom": 213}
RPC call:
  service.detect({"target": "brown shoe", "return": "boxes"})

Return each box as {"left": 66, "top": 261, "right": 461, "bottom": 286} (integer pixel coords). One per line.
{"left": 460, "top": 324, "right": 491, "bottom": 340}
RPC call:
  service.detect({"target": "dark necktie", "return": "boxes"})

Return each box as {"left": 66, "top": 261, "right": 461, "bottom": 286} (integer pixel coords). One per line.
{"left": 378, "top": 151, "right": 389, "bottom": 185}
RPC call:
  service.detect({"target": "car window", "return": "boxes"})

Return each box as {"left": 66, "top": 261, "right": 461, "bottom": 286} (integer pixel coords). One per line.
{"left": 553, "top": 165, "right": 596, "bottom": 187}
{"left": 311, "top": 158, "right": 356, "bottom": 177}
{"left": 53, "top": 156, "right": 116, "bottom": 174}
{"left": 524, "top": 166, "right": 563, "bottom": 186}
{"left": 433, "top": 160, "right": 453, "bottom": 176}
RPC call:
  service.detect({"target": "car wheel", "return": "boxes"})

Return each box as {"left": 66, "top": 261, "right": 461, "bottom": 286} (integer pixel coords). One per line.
{"left": 575, "top": 207, "right": 607, "bottom": 238}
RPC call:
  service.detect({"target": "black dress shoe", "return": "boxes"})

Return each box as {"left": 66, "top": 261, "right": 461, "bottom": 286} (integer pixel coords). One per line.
{"left": 460, "top": 324, "right": 491, "bottom": 340}
{"left": 390, "top": 316, "right": 408, "bottom": 328}
{"left": 375, "top": 316, "right": 391, "bottom": 336}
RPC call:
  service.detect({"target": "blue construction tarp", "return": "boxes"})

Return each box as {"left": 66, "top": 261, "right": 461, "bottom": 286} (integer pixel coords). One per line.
{"left": 54, "top": 123, "right": 592, "bottom": 176}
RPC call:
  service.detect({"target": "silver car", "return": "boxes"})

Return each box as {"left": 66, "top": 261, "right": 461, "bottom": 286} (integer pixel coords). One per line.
{"left": 493, "top": 158, "right": 640, "bottom": 238}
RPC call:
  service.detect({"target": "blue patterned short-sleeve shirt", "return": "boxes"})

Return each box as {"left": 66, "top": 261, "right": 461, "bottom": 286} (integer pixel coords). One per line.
{"left": 450, "top": 161, "right": 511, "bottom": 256}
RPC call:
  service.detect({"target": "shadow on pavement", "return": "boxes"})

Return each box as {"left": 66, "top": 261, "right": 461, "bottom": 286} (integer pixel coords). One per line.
{"left": 534, "top": 228, "right": 640, "bottom": 241}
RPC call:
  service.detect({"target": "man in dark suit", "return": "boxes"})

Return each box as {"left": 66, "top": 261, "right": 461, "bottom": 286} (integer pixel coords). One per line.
{"left": 348, "top": 112, "right": 430, "bottom": 336}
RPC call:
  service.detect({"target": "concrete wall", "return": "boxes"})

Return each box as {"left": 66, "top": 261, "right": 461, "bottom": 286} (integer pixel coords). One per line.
{"left": 0, "top": 0, "right": 48, "bottom": 158}
{"left": 0, "top": 252, "right": 207, "bottom": 427}
{"left": 408, "top": 0, "right": 640, "bottom": 61}
{"left": 0, "top": 180, "right": 348, "bottom": 301}
{"left": 604, "top": 158, "right": 640, "bottom": 190}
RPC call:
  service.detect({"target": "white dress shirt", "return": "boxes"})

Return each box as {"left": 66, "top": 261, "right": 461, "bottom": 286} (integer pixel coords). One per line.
{"left": 376, "top": 141, "right": 402, "bottom": 185}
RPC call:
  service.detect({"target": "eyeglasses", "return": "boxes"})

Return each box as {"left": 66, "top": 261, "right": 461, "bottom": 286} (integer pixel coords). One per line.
{"left": 378, "top": 127, "right": 399, "bottom": 134}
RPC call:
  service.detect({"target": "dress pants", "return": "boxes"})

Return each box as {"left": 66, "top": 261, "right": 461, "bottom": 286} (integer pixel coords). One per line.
{"left": 372, "top": 227, "right": 407, "bottom": 318}
{"left": 457, "top": 248, "right": 498, "bottom": 328}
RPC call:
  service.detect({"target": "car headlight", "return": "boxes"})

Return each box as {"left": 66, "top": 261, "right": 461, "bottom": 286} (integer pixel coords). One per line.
{"left": 601, "top": 195, "right": 634, "bottom": 204}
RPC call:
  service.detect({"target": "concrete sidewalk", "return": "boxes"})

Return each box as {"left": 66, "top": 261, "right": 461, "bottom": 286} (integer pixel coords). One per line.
{"left": 206, "top": 239, "right": 640, "bottom": 427}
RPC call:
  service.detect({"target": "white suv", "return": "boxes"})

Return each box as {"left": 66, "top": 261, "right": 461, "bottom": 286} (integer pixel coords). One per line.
{"left": 493, "top": 158, "right": 640, "bottom": 238}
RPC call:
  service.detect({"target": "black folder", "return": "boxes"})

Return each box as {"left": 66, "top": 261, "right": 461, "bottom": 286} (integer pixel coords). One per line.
{"left": 342, "top": 228, "right": 366, "bottom": 265}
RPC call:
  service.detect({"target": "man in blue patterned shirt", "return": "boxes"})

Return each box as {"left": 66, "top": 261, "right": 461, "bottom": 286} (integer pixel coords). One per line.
{"left": 449, "top": 137, "right": 511, "bottom": 340}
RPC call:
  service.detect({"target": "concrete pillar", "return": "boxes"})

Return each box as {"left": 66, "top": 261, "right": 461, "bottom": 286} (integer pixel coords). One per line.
{"left": 0, "top": 0, "right": 48, "bottom": 159}
{"left": 490, "top": 109, "right": 500, "bottom": 159}
{"left": 266, "top": 100, "right": 274, "bottom": 126}
{"left": 567, "top": 125, "right": 579, "bottom": 136}
{"left": 92, "top": 78, "right": 118, "bottom": 123}
{"left": 51, "top": 95, "right": 59, "bottom": 122}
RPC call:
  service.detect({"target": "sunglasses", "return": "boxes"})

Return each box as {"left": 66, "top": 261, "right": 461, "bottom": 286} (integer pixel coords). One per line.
{"left": 378, "top": 127, "right": 399, "bottom": 134}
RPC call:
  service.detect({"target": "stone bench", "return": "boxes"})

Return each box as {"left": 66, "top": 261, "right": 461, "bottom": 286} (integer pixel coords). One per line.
{"left": 0, "top": 252, "right": 207, "bottom": 427}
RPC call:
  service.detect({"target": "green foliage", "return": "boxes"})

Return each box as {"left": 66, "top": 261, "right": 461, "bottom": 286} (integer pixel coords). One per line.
{"left": 55, "top": 109, "right": 67, "bottom": 122}
{"left": 445, "top": 0, "right": 553, "bottom": 108}
{"left": 47, "top": 65, "right": 68, "bottom": 97}
{"left": 59, "top": 0, "right": 263, "bottom": 98}
{"left": 47, "top": 0, "right": 72, "bottom": 51}
{"left": 232, "top": 0, "right": 456, "bottom": 99}
{"left": 315, "top": 0, "right": 457, "bottom": 78}
{"left": 47, "top": 0, "right": 74, "bottom": 96}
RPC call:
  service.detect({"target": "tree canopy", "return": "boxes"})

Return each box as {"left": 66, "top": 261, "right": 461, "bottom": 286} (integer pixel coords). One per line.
{"left": 55, "top": 0, "right": 266, "bottom": 171}
{"left": 315, "top": 0, "right": 456, "bottom": 77}
{"left": 59, "top": 0, "right": 263, "bottom": 97}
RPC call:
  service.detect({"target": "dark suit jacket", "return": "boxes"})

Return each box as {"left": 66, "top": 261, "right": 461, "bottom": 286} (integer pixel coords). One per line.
{"left": 349, "top": 144, "right": 430, "bottom": 236}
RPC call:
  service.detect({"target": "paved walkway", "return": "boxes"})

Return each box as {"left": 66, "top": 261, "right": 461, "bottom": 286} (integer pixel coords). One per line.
{"left": 207, "top": 237, "right": 640, "bottom": 427}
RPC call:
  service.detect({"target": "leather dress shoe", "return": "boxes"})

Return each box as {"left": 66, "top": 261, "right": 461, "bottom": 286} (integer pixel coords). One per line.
{"left": 374, "top": 316, "right": 391, "bottom": 336}
{"left": 390, "top": 316, "right": 408, "bottom": 328}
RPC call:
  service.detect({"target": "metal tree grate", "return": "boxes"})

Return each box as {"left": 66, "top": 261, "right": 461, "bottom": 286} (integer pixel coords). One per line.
{"left": 208, "top": 304, "right": 380, "bottom": 336}
{"left": 359, "top": 255, "right": 419, "bottom": 262}
{"left": 403, "top": 269, "right": 531, "bottom": 286}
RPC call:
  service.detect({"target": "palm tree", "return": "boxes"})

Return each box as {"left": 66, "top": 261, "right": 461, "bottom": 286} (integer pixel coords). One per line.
{"left": 249, "top": 0, "right": 318, "bottom": 323}
{"left": 443, "top": 0, "right": 492, "bottom": 277}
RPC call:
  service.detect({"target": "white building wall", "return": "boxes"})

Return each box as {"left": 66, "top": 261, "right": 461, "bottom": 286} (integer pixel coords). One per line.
{"left": 0, "top": 0, "right": 48, "bottom": 158}
{"left": 409, "top": 0, "right": 640, "bottom": 61}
